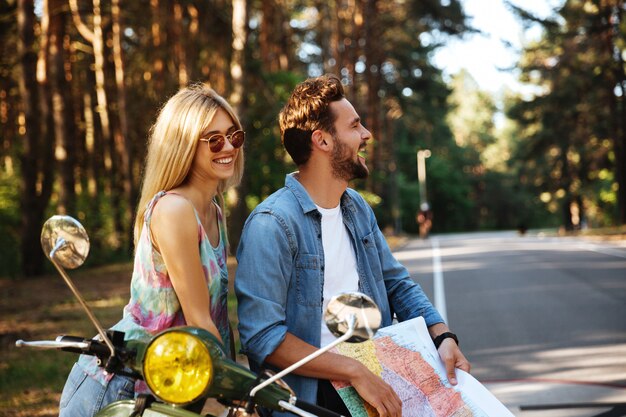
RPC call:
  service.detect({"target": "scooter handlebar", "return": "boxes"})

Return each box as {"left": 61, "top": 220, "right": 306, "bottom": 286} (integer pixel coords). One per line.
{"left": 15, "top": 339, "right": 90, "bottom": 350}
{"left": 15, "top": 335, "right": 111, "bottom": 358}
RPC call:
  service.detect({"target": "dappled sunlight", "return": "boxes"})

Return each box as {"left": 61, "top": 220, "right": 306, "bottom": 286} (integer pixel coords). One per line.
{"left": 487, "top": 380, "right": 626, "bottom": 412}
{"left": 476, "top": 343, "right": 626, "bottom": 410}
{"left": 50, "top": 296, "right": 126, "bottom": 310}
{"left": 396, "top": 237, "right": 626, "bottom": 263}
{"left": 472, "top": 342, "right": 626, "bottom": 384}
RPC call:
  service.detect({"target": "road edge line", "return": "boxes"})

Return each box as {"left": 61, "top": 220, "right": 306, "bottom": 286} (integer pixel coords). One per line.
{"left": 432, "top": 238, "right": 448, "bottom": 323}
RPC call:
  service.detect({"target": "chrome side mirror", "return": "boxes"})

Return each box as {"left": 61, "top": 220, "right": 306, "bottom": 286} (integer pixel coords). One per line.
{"left": 40, "top": 215, "right": 115, "bottom": 358}
{"left": 249, "top": 291, "right": 381, "bottom": 401}
{"left": 41, "top": 215, "right": 90, "bottom": 269}
{"left": 324, "top": 292, "right": 381, "bottom": 343}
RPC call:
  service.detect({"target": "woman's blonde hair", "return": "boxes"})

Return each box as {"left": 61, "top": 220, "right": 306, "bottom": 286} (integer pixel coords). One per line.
{"left": 133, "top": 84, "right": 244, "bottom": 246}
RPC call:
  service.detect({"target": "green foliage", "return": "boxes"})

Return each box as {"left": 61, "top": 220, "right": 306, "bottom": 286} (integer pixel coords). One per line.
{"left": 357, "top": 189, "right": 382, "bottom": 208}
{"left": 0, "top": 172, "right": 20, "bottom": 277}
{"left": 6, "top": 0, "right": 624, "bottom": 277}
{"left": 242, "top": 70, "right": 303, "bottom": 201}
{"left": 506, "top": 0, "right": 626, "bottom": 228}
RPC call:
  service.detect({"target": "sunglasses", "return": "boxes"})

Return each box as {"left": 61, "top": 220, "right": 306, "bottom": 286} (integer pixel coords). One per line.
{"left": 199, "top": 130, "right": 245, "bottom": 153}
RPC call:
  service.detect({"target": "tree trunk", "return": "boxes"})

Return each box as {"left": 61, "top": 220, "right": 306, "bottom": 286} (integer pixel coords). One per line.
{"left": 230, "top": 0, "right": 246, "bottom": 108}
{"left": 228, "top": 0, "right": 249, "bottom": 253}
{"left": 83, "top": 83, "right": 105, "bottom": 252}
{"left": 363, "top": 0, "right": 382, "bottom": 194}
{"left": 172, "top": 2, "right": 188, "bottom": 87}
{"left": 151, "top": 0, "right": 166, "bottom": 98}
{"left": 112, "top": 0, "right": 135, "bottom": 249}
{"left": 259, "top": 0, "right": 290, "bottom": 73}
{"left": 316, "top": 0, "right": 334, "bottom": 73}
{"left": 49, "top": 0, "right": 77, "bottom": 215}
{"left": 37, "top": 0, "right": 57, "bottom": 229}
{"left": 18, "top": 0, "right": 54, "bottom": 276}
{"left": 69, "top": 0, "right": 117, "bottom": 237}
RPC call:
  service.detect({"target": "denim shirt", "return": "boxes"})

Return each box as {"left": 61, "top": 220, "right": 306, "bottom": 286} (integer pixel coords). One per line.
{"left": 235, "top": 173, "right": 444, "bottom": 410}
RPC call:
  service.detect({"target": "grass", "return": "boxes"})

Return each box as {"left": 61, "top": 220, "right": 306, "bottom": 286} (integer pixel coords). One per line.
{"left": 0, "top": 263, "right": 133, "bottom": 416}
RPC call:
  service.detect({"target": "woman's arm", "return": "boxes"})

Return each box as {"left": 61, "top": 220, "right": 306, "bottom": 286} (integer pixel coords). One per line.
{"left": 150, "top": 194, "right": 223, "bottom": 343}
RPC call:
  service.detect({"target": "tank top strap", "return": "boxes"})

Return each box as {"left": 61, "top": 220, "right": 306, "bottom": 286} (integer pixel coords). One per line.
{"left": 143, "top": 191, "right": 168, "bottom": 229}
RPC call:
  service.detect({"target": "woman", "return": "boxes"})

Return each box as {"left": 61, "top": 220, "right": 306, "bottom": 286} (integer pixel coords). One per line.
{"left": 59, "top": 84, "right": 245, "bottom": 416}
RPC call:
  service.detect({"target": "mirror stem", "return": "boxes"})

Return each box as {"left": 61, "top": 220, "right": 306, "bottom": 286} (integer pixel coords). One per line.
{"left": 249, "top": 314, "right": 357, "bottom": 399}
{"left": 50, "top": 240, "right": 116, "bottom": 358}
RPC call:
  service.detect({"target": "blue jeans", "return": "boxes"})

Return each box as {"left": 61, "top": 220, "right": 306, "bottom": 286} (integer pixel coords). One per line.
{"left": 59, "top": 362, "right": 135, "bottom": 417}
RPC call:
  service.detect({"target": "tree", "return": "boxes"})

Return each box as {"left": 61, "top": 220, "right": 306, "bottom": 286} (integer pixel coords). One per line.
{"left": 507, "top": 0, "right": 626, "bottom": 228}
{"left": 17, "top": 0, "right": 55, "bottom": 275}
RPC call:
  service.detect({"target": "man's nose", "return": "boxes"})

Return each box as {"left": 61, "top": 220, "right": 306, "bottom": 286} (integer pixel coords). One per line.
{"left": 362, "top": 126, "right": 372, "bottom": 141}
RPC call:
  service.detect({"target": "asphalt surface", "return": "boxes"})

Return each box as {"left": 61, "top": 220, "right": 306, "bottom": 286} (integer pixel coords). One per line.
{"left": 395, "top": 231, "right": 626, "bottom": 417}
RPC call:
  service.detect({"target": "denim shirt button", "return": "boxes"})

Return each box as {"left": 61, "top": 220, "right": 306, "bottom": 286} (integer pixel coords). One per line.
{"left": 364, "top": 239, "right": 369, "bottom": 244}
{"left": 317, "top": 234, "right": 321, "bottom": 239}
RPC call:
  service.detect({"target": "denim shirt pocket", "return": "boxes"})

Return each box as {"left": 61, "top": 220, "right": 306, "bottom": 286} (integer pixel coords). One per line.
{"left": 361, "top": 231, "right": 383, "bottom": 282}
{"left": 295, "top": 253, "right": 322, "bottom": 306}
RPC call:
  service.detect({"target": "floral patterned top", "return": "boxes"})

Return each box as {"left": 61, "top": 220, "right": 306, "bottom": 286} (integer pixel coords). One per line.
{"left": 77, "top": 191, "right": 230, "bottom": 391}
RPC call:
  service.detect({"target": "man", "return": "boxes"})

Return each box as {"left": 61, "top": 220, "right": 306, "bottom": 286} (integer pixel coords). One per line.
{"left": 235, "top": 74, "right": 470, "bottom": 417}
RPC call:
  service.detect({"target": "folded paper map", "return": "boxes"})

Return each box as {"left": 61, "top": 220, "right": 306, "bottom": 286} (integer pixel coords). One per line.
{"left": 331, "top": 317, "right": 514, "bottom": 417}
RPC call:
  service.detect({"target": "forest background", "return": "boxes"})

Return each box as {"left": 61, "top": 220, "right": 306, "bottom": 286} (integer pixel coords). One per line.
{"left": 1, "top": 0, "right": 625, "bottom": 278}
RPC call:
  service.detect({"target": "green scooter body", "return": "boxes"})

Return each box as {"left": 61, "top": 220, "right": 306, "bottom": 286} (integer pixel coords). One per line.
{"left": 96, "top": 327, "right": 290, "bottom": 417}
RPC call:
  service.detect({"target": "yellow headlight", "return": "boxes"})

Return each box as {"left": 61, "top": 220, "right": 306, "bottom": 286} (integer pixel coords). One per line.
{"left": 143, "top": 330, "right": 213, "bottom": 405}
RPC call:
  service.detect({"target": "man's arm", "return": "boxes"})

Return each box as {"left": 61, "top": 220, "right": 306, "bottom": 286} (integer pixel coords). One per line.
{"left": 365, "top": 203, "right": 471, "bottom": 384}
{"left": 366, "top": 204, "right": 442, "bottom": 325}
{"left": 235, "top": 212, "right": 293, "bottom": 366}
{"left": 266, "top": 333, "right": 402, "bottom": 417}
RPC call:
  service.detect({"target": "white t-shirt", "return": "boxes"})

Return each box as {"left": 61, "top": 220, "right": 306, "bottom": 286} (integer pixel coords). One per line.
{"left": 316, "top": 204, "right": 360, "bottom": 346}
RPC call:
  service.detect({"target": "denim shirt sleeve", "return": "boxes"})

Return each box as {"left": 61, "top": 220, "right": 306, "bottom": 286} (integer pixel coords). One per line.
{"left": 367, "top": 203, "right": 445, "bottom": 327}
{"left": 235, "top": 211, "right": 293, "bottom": 365}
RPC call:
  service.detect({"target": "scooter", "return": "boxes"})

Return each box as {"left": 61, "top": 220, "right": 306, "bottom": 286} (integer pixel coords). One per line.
{"left": 15, "top": 215, "right": 383, "bottom": 417}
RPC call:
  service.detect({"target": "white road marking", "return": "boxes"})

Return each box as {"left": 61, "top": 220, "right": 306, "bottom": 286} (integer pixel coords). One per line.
{"left": 431, "top": 238, "right": 448, "bottom": 324}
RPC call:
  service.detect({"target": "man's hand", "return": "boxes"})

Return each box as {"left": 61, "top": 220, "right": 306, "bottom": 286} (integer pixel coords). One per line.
{"left": 437, "top": 338, "right": 471, "bottom": 385}
{"left": 265, "top": 334, "right": 402, "bottom": 415}
{"left": 350, "top": 363, "right": 402, "bottom": 417}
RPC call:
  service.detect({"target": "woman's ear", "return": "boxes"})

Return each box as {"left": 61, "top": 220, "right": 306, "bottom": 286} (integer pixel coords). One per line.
{"left": 311, "top": 130, "right": 330, "bottom": 151}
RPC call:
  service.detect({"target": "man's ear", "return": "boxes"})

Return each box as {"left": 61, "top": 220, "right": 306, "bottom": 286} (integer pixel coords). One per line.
{"left": 311, "top": 130, "right": 330, "bottom": 151}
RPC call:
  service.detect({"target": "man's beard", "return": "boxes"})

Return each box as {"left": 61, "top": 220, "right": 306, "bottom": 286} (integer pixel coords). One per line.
{"left": 330, "top": 135, "right": 369, "bottom": 181}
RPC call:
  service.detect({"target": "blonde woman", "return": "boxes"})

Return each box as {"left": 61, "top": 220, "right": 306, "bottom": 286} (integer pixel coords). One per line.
{"left": 59, "top": 84, "right": 245, "bottom": 416}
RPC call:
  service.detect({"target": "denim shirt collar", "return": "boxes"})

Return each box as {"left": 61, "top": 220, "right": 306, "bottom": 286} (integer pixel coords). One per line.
{"left": 284, "top": 172, "right": 357, "bottom": 215}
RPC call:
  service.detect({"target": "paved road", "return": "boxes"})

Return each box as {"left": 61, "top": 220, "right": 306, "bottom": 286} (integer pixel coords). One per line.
{"left": 394, "top": 231, "right": 626, "bottom": 417}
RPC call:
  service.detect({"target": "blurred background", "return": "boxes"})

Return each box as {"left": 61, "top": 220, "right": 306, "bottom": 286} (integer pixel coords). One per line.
{"left": 1, "top": 0, "right": 625, "bottom": 415}
{"left": 0, "top": 0, "right": 624, "bottom": 278}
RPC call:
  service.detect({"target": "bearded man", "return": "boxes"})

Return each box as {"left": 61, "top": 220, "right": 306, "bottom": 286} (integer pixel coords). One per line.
{"left": 235, "top": 74, "right": 470, "bottom": 417}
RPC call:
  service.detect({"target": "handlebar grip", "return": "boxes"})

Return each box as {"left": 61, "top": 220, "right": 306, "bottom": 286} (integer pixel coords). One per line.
{"left": 57, "top": 335, "right": 88, "bottom": 343}
{"left": 56, "top": 335, "right": 111, "bottom": 357}
{"left": 295, "top": 400, "right": 346, "bottom": 417}
{"left": 55, "top": 335, "right": 93, "bottom": 354}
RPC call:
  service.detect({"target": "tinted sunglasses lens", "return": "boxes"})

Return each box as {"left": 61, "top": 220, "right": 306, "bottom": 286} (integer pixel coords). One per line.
{"left": 208, "top": 135, "right": 225, "bottom": 152}
{"left": 231, "top": 131, "right": 245, "bottom": 148}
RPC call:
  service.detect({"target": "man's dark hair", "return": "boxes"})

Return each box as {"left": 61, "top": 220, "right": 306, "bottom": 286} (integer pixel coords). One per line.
{"left": 278, "top": 74, "right": 345, "bottom": 166}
